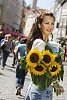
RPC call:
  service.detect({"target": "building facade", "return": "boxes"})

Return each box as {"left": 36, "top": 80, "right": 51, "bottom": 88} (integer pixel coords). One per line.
{"left": 53, "top": 0, "right": 67, "bottom": 39}
{"left": 32, "top": 0, "right": 37, "bottom": 9}
{"left": 24, "top": 8, "right": 46, "bottom": 36}
{"left": 0, "top": 0, "right": 22, "bottom": 31}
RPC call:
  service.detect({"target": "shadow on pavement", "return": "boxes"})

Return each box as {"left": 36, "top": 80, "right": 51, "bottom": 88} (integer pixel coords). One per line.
{"left": 0, "top": 72, "right": 5, "bottom": 76}
{"left": 17, "top": 95, "right": 25, "bottom": 99}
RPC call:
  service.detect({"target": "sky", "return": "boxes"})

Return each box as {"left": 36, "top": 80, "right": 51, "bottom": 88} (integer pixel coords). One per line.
{"left": 25, "top": 0, "right": 55, "bottom": 10}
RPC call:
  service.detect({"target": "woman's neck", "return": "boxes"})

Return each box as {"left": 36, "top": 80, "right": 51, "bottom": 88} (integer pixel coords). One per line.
{"left": 43, "top": 34, "right": 49, "bottom": 43}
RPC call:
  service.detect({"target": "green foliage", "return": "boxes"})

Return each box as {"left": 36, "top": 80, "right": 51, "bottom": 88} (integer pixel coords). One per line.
{"left": 45, "top": 45, "right": 53, "bottom": 53}
{"left": 19, "top": 56, "right": 27, "bottom": 70}
{"left": 59, "top": 64, "right": 64, "bottom": 81}
{"left": 31, "top": 72, "right": 52, "bottom": 91}
{"left": 19, "top": 43, "right": 64, "bottom": 96}
{"left": 55, "top": 55, "right": 61, "bottom": 63}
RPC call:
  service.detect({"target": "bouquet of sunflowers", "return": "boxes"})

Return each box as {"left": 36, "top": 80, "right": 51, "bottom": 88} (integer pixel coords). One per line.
{"left": 19, "top": 43, "right": 64, "bottom": 96}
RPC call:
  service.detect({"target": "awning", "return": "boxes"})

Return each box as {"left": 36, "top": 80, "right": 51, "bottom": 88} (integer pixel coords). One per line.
{"left": 2, "top": 29, "right": 27, "bottom": 38}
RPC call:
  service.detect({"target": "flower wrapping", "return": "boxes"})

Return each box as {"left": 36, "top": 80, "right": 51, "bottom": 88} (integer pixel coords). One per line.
{"left": 19, "top": 43, "right": 64, "bottom": 96}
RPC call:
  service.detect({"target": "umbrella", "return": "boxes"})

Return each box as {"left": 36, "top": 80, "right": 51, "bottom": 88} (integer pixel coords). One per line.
{"left": 2, "top": 29, "right": 27, "bottom": 38}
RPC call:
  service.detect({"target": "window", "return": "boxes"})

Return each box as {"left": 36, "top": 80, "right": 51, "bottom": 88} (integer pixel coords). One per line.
{"left": 56, "top": 22, "right": 59, "bottom": 28}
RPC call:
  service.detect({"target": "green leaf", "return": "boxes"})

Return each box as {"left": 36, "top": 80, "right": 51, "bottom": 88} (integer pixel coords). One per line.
{"left": 59, "top": 64, "right": 64, "bottom": 81}
{"left": 45, "top": 72, "right": 52, "bottom": 87}
{"left": 31, "top": 74, "right": 48, "bottom": 90}
{"left": 45, "top": 45, "right": 53, "bottom": 53}
{"left": 57, "top": 74, "right": 61, "bottom": 81}
{"left": 46, "top": 72, "right": 51, "bottom": 79}
{"left": 59, "top": 47, "right": 64, "bottom": 57}
{"left": 55, "top": 55, "right": 61, "bottom": 63}
{"left": 19, "top": 56, "right": 27, "bottom": 70}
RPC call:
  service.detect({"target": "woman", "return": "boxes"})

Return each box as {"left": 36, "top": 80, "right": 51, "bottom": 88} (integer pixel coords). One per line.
{"left": 25, "top": 11, "right": 63, "bottom": 100}
{"left": 15, "top": 39, "right": 27, "bottom": 95}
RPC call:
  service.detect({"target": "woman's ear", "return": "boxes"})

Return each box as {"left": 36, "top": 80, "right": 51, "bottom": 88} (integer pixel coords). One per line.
{"left": 38, "top": 24, "right": 41, "bottom": 28}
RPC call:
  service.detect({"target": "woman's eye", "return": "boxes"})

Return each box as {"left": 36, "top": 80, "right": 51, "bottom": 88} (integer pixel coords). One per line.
{"left": 45, "top": 22, "right": 49, "bottom": 24}
{"left": 52, "top": 23, "right": 54, "bottom": 25}
{"left": 44, "top": 22, "right": 49, "bottom": 24}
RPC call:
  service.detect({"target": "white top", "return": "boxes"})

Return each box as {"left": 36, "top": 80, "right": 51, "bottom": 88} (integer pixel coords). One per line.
{"left": 32, "top": 39, "right": 46, "bottom": 52}
{"left": 31, "top": 39, "right": 63, "bottom": 54}
{"left": 49, "top": 41, "right": 61, "bottom": 47}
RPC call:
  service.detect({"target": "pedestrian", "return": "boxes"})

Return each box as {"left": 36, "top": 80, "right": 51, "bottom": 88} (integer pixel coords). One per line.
{"left": 1, "top": 34, "right": 13, "bottom": 69}
{"left": 15, "top": 38, "right": 27, "bottom": 95}
{"left": 0, "top": 32, "right": 5, "bottom": 64}
{"left": 25, "top": 11, "right": 64, "bottom": 100}
{"left": 12, "top": 40, "right": 19, "bottom": 67}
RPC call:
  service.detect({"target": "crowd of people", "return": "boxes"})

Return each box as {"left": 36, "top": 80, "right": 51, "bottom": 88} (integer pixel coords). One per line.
{"left": 0, "top": 33, "right": 27, "bottom": 96}
{"left": 0, "top": 10, "right": 66, "bottom": 100}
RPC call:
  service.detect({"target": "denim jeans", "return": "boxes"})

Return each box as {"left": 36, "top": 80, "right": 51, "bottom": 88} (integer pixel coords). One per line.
{"left": 16, "top": 63, "right": 27, "bottom": 89}
{"left": 25, "top": 82, "right": 53, "bottom": 100}
{"left": 2, "top": 49, "right": 9, "bottom": 67}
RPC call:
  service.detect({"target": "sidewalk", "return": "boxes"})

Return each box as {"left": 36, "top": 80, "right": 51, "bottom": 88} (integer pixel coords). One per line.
{"left": 0, "top": 54, "right": 31, "bottom": 100}
{"left": 0, "top": 54, "right": 67, "bottom": 100}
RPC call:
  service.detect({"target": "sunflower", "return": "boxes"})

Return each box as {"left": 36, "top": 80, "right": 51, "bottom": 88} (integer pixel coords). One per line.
{"left": 42, "top": 50, "right": 56, "bottom": 66}
{"left": 49, "top": 62, "right": 61, "bottom": 76}
{"left": 26, "top": 49, "right": 43, "bottom": 67}
{"left": 28, "top": 64, "right": 46, "bottom": 76}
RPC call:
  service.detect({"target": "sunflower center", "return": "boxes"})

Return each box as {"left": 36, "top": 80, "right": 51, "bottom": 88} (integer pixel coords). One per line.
{"left": 30, "top": 53, "right": 39, "bottom": 63}
{"left": 35, "top": 65, "right": 43, "bottom": 71}
{"left": 43, "top": 55, "right": 51, "bottom": 63}
{"left": 50, "top": 66, "right": 57, "bottom": 72}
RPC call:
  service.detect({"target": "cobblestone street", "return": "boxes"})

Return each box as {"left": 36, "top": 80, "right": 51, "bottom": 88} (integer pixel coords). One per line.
{"left": 0, "top": 54, "right": 67, "bottom": 100}
{"left": 0, "top": 54, "right": 31, "bottom": 100}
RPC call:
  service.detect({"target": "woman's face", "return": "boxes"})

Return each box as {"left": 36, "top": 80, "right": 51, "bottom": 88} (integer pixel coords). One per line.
{"left": 40, "top": 15, "right": 55, "bottom": 36}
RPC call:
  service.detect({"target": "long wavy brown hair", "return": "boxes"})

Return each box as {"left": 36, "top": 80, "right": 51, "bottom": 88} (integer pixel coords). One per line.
{"left": 26, "top": 11, "right": 55, "bottom": 52}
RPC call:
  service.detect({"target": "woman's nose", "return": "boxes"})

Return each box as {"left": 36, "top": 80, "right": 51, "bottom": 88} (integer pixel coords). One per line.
{"left": 48, "top": 24, "right": 53, "bottom": 30}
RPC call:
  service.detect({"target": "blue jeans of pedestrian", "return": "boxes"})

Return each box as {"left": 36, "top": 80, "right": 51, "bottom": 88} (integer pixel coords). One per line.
{"left": 2, "top": 49, "right": 10, "bottom": 67}
{"left": 25, "top": 82, "right": 53, "bottom": 100}
{"left": 16, "top": 63, "right": 27, "bottom": 89}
